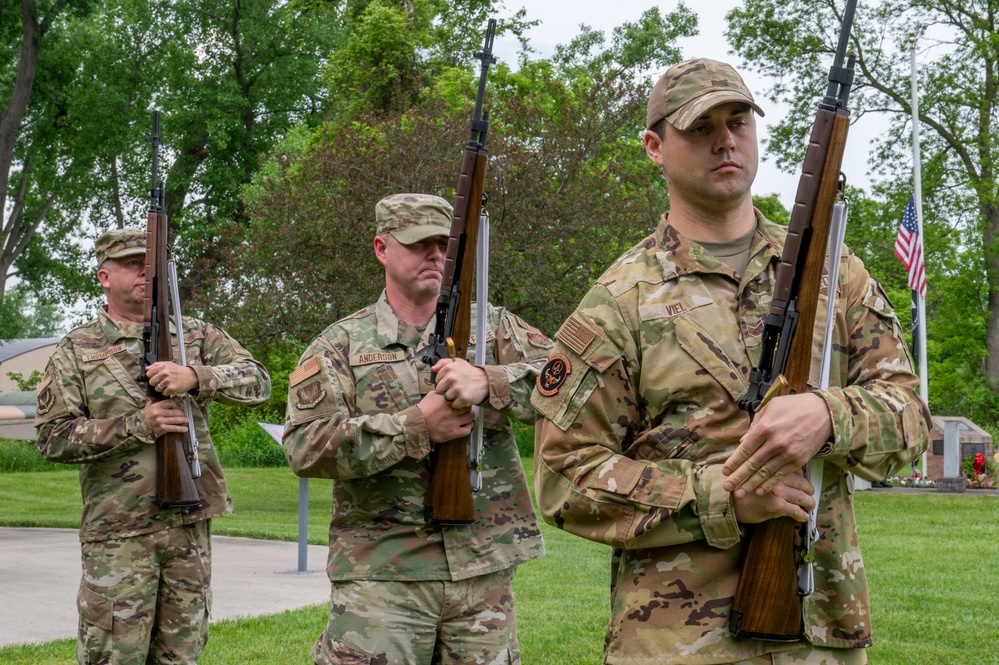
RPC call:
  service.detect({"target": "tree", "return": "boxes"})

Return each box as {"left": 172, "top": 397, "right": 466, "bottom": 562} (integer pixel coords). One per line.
{"left": 1, "top": 0, "right": 345, "bottom": 325}
{"left": 0, "top": 0, "right": 97, "bottom": 315}
{"left": 201, "top": 6, "right": 699, "bottom": 347}
{"left": 0, "top": 282, "right": 64, "bottom": 340}
{"left": 726, "top": 0, "right": 999, "bottom": 411}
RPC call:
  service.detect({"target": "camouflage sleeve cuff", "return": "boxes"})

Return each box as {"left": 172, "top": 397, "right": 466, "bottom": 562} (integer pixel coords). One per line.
{"left": 126, "top": 409, "right": 156, "bottom": 445}
{"left": 400, "top": 404, "right": 432, "bottom": 461}
{"left": 191, "top": 364, "right": 217, "bottom": 404}
{"left": 694, "top": 464, "right": 741, "bottom": 549}
{"left": 814, "top": 388, "right": 850, "bottom": 458}
{"left": 480, "top": 364, "right": 513, "bottom": 409}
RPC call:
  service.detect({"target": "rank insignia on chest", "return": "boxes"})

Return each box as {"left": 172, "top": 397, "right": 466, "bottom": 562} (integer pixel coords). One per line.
{"left": 295, "top": 380, "right": 327, "bottom": 410}
{"left": 537, "top": 353, "right": 571, "bottom": 397}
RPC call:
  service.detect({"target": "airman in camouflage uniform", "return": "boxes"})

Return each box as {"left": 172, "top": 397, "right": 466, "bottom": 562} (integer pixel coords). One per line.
{"left": 532, "top": 59, "right": 931, "bottom": 665}
{"left": 283, "top": 193, "right": 551, "bottom": 664}
{"left": 36, "top": 227, "right": 271, "bottom": 665}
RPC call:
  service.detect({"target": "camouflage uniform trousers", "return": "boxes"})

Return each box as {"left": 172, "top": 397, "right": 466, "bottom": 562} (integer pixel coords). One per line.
{"left": 76, "top": 520, "right": 212, "bottom": 665}
{"left": 312, "top": 566, "right": 520, "bottom": 665}
{"left": 732, "top": 647, "right": 867, "bottom": 665}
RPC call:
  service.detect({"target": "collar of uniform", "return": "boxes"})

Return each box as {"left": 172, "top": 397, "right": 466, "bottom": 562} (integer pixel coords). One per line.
{"left": 374, "top": 290, "right": 437, "bottom": 351}
{"left": 654, "top": 209, "right": 783, "bottom": 280}
{"left": 98, "top": 306, "right": 145, "bottom": 343}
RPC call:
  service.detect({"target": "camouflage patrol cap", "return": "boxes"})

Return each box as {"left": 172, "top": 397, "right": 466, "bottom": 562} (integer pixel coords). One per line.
{"left": 646, "top": 58, "right": 764, "bottom": 131}
{"left": 375, "top": 193, "right": 453, "bottom": 245}
{"left": 95, "top": 227, "right": 146, "bottom": 267}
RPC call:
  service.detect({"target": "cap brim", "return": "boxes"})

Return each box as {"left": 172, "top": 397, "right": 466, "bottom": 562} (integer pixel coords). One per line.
{"left": 106, "top": 247, "right": 147, "bottom": 259}
{"left": 668, "top": 91, "right": 765, "bottom": 131}
{"left": 390, "top": 225, "right": 451, "bottom": 245}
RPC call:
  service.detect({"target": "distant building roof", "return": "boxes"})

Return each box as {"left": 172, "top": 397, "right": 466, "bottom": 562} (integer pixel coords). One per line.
{"left": 930, "top": 416, "right": 993, "bottom": 443}
{"left": 0, "top": 338, "right": 62, "bottom": 363}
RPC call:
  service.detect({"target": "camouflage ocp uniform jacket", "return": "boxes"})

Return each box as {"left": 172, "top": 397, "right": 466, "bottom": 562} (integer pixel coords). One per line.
{"left": 283, "top": 291, "right": 550, "bottom": 582}
{"left": 36, "top": 307, "right": 271, "bottom": 543}
{"left": 532, "top": 212, "right": 931, "bottom": 664}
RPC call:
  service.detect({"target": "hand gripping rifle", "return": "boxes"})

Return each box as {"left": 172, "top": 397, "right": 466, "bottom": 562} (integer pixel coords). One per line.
{"left": 728, "top": 0, "right": 857, "bottom": 641}
{"left": 421, "top": 18, "right": 497, "bottom": 525}
{"left": 140, "top": 110, "right": 201, "bottom": 508}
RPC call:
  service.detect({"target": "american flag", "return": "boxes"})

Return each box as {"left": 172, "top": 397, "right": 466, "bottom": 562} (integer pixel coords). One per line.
{"left": 894, "top": 194, "right": 926, "bottom": 297}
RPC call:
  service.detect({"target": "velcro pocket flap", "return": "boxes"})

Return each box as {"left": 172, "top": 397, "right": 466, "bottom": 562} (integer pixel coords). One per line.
{"left": 78, "top": 583, "right": 113, "bottom": 632}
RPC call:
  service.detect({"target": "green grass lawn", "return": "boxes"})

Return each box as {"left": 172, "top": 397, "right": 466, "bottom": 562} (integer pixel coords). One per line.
{"left": 1, "top": 463, "right": 996, "bottom": 664}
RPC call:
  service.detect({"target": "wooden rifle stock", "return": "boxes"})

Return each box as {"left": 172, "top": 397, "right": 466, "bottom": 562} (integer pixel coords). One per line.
{"left": 142, "top": 111, "right": 200, "bottom": 509}
{"left": 731, "top": 111, "right": 850, "bottom": 641}
{"left": 423, "top": 19, "right": 496, "bottom": 525}
{"left": 731, "top": 0, "right": 857, "bottom": 640}
{"left": 426, "top": 150, "right": 488, "bottom": 525}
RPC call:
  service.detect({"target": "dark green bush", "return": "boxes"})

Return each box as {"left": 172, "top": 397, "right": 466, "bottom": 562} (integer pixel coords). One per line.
{"left": 208, "top": 341, "right": 302, "bottom": 468}
{"left": 512, "top": 420, "right": 535, "bottom": 459}
{"left": 212, "top": 417, "right": 287, "bottom": 468}
{"left": 0, "top": 438, "right": 64, "bottom": 472}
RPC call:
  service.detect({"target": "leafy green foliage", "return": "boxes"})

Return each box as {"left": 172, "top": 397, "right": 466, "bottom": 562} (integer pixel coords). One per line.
{"left": 752, "top": 192, "right": 789, "bottom": 225}
{"left": 0, "top": 285, "right": 65, "bottom": 340}
{"left": 208, "top": 341, "right": 304, "bottom": 467}
{"left": 322, "top": 1, "right": 420, "bottom": 114}
{"left": 726, "top": 0, "right": 999, "bottom": 401}
{"left": 211, "top": 417, "right": 287, "bottom": 468}
{"left": 511, "top": 420, "right": 533, "bottom": 458}
{"left": 0, "top": 438, "right": 63, "bottom": 472}
{"left": 6, "top": 370, "right": 43, "bottom": 391}
{"left": 552, "top": 4, "right": 696, "bottom": 76}
{"left": 962, "top": 454, "right": 996, "bottom": 488}
{"left": 206, "top": 60, "right": 672, "bottom": 345}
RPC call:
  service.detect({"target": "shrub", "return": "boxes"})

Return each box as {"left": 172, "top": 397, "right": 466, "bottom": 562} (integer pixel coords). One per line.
{"left": 962, "top": 454, "right": 997, "bottom": 489}
{"left": 0, "top": 438, "right": 64, "bottom": 472}
{"left": 207, "top": 340, "right": 303, "bottom": 469}
{"left": 212, "top": 417, "right": 287, "bottom": 468}
{"left": 512, "top": 420, "right": 535, "bottom": 459}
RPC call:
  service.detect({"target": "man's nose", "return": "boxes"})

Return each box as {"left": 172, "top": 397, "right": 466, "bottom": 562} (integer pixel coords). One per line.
{"left": 714, "top": 125, "right": 736, "bottom": 152}
{"left": 428, "top": 241, "right": 447, "bottom": 259}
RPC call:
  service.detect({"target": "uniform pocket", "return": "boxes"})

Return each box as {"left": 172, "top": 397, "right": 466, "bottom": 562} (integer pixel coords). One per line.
{"left": 354, "top": 363, "right": 409, "bottom": 415}
{"left": 77, "top": 583, "right": 113, "bottom": 632}
{"left": 311, "top": 630, "right": 372, "bottom": 664}
{"left": 76, "top": 583, "right": 114, "bottom": 665}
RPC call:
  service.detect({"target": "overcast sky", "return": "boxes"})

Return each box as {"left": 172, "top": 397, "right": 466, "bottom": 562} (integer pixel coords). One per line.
{"left": 495, "top": 0, "right": 885, "bottom": 209}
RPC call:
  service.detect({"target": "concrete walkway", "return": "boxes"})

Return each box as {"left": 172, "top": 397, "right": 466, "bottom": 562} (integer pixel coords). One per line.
{"left": 0, "top": 527, "right": 330, "bottom": 647}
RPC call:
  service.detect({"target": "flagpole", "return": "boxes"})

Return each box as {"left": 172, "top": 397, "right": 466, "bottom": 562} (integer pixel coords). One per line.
{"left": 910, "top": 36, "right": 929, "bottom": 476}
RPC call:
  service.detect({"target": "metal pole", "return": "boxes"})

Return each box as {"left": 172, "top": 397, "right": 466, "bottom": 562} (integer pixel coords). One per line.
{"left": 297, "top": 477, "right": 308, "bottom": 572}
{"left": 910, "top": 36, "right": 930, "bottom": 477}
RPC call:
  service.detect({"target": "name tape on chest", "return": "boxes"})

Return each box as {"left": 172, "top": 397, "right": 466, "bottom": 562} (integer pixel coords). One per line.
{"left": 350, "top": 351, "right": 407, "bottom": 366}
{"left": 81, "top": 344, "right": 126, "bottom": 363}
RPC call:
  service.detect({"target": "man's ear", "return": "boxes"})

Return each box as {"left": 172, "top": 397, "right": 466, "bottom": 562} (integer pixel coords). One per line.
{"left": 643, "top": 129, "right": 665, "bottom": 167}
{"left": 373, "top": 235, "right": 389, "bottom": 267}
{"left": 97, "top": 265, "right": 112, "bottom": 289}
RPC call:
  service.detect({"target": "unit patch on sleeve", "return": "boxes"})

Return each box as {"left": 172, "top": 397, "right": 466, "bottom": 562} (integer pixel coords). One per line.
{"left": 36, "top": 383, "right": 55, "bottom": 416}
{"left": 537, "top": 353, "right": 571, "bottom": 397}
{"left": 294, "top": 380, "right": 327, "bottom": 410}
